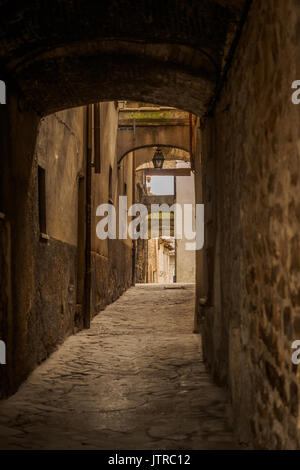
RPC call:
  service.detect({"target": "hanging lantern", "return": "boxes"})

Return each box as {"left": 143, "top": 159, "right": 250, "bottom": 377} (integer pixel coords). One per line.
{"left": 152, "top": 147, "right": 165, "bottom": 169}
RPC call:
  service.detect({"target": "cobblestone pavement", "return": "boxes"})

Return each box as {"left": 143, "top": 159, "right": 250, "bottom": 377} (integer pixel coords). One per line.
{"left": 0, "top": 284, "right": 239, "bottom": 450}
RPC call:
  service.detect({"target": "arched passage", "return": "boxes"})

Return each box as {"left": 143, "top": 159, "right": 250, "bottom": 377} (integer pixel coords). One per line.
{"left": 0, "top": 1, "right": 247, "bottom": 368}
{"left": 119, "top": 144, "right": 191, "bottom": 165}
{"left": 0, "top": 0, "right": 299, "bottom": 451}
{"left": 117, "top": 106, "right": 191, "bottom": 162}
{"left": 0, "top": 1, "right": 246, "bottom": 115}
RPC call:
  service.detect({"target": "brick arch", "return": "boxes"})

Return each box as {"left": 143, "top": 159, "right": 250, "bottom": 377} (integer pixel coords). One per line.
{"left": 135, "top": 147, "right": 191, "bottom": 170}
{"left": 118, "top": 144, "right": 190, "bottom": 165}
{"left": 0, "top": 0, "right": 246, "bottom": 116}
{"left": 12, "top": 48, "right": 215, "bottom": 117}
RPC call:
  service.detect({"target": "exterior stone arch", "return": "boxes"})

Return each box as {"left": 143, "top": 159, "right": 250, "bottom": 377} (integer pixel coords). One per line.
{"left": 0, "top": 1, "right": 245, "bottom": 116}
{"left": 117, "top": 107, "right": 192, "bottom": 163}
{"left": 135, "top": 147, "right": 190, "bottom": 170}
{"left": 118, "top": 144, "right": 190, "bottom": 165}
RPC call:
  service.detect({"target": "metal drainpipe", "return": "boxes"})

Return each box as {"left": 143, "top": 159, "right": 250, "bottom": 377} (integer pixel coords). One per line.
{"left": 84, "top": 104, "right": 92, "bottom": 329}
{"left": 132, "top": 150, "right": 136, "bottom": 285}
{"left": 189, "top": 112, "right": 195, "bottom": 171}
{"left": 174, "top": 175, "right": 177, "bottom": 283}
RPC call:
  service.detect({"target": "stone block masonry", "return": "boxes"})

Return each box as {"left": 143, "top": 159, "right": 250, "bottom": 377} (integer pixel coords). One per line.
{"left": 199, "top": 0, "right": 300, "bottom": 449}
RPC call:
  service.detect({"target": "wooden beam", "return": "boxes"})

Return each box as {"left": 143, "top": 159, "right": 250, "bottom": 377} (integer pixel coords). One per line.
{"left": 142, "top": 168, "right": 191, "bottom": 176}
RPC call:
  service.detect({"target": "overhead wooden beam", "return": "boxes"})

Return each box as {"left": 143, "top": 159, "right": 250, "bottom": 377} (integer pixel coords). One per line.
{"left": 141, "top": 168, "right": 191, "bottom": 176}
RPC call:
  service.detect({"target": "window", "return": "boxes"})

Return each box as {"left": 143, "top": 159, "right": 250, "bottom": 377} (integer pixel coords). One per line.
{"left": 38, "top": 165, "right": 47, "bottom": 236}
{"left": 124, "top": 182, "right": 127, "bottom": 195}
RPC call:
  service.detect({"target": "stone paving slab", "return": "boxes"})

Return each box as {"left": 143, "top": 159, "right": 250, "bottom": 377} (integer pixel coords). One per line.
{"left": 0, "top": 284, "right": 239, "bottom": 449}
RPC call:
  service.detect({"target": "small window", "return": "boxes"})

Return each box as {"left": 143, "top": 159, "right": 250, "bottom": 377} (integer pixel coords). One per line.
{"left": 124, "top": 182, "right": 127, "bottom": 195}
{"left": 38, "top": 165, "right": 47, "bottom": 236}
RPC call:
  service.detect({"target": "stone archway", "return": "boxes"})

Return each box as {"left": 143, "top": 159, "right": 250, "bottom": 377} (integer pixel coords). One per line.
{"left": 0, "top": 0, "right": 247, "bottom": 392}
{"left": 0, "top": 1, "right": 246, "bottom": 116}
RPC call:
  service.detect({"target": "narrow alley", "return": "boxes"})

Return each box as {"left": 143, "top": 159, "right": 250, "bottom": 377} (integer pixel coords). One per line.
{"left": 1, "top": 0, "right": 300, "bottom": 452}
{"left": 0, "top": 285, "right": 237, "bottom": 450}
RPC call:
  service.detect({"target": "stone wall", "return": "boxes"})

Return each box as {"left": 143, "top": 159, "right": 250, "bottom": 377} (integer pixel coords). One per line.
{"left": 0, "top": 95, "right": 40, "bottom": 395}
{"left": 198, "top": 0, "right": 300, "bottom": 449}
{"left": 91, "top": 242, "right": 132, "bottom": 314}
{"left": 0, "top": 216, "right": 12, "bottom": 398}
{"left": 0, "top": 101, "right": 134, "bottom": 397}
{"left": 135, "top": 238, "right": 148, "bottom": 283}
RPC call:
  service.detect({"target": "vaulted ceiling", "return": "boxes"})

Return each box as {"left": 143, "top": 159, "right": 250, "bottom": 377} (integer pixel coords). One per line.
{"left": 0, "top": 0, "right": 249, "bottom": 116}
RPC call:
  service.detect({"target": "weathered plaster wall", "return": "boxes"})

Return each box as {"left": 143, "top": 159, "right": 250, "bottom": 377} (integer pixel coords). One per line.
{"left": 32, "top": 108, "right": 85, "bottom": 364}
{"left": 91, "top": 103, "right": 133, "bottom": 315}
{"left": 33, "top": 103, "right": 133, "bottom": 359}
{"left": 200, "top": 0, "right": 300, "bottom": 449}
{"left": 147, "top": 238, "right": 158, "bottom": 283}
{"left": 37, "top": 109, "right": 85, "bottom": 245}
{"left": 176, "top": 162, "right": 196, "bottom": 283}
{"left": 135, "top": 169, "right": 148, "bottom": 283}
{"left": 0, "top": 101, "right": 134, "bottom": 398}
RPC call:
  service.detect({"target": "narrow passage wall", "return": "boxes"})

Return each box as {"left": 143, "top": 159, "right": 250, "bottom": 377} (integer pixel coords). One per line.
{"left": 197, "top": 0, "right": 300, "bottom": 449}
